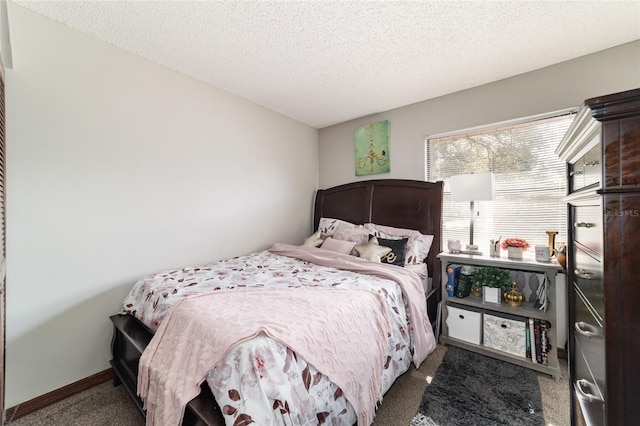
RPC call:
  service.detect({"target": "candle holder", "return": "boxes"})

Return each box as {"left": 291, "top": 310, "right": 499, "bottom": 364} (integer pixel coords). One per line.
{"left": 546, "top": 231, "right": 558, "bottom": 257}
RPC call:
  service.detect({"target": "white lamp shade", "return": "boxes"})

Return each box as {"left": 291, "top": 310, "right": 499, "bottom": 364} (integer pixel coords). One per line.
{"left": 450, "top": 172, "right": 495, "bottom": 201}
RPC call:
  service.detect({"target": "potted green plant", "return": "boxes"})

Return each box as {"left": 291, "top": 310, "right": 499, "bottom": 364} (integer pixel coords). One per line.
{"left": 470, "top": 266, "right": 510, "bottom": 303}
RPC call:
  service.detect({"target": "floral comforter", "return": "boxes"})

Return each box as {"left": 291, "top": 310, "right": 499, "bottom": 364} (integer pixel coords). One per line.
{"left": 123, "top": 244, "right": 435, "bottom": 426}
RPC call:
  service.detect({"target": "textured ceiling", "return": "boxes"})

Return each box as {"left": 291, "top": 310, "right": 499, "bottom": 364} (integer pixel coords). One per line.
{"left": 12, "top": 0, "right": 640, "bottom": 128}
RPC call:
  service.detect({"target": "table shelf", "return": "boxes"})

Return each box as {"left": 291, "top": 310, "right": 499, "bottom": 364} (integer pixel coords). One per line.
{"left": 438, "top": 252, "right": 562, "bottom": 378}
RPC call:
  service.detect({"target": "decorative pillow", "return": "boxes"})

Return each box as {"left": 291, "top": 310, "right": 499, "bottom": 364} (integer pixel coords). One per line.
{"left": 318, "top": 217, "right": 358, "bottom": 237}
{"left": 373, "top": 235, "right": 408, "bottom": 267}
{"left": 367, "top": 223, "right": 434, "bottom": 265}
{"left": 354, "top": 236, "right": 392, "bottom": 263}
{"left": 302, "top": 230, "right": 324, "bottom": 247}
{"left": 333, "top": 223, "right": 369, "bottom": 245}
{"left": 320, "top": 237, "right": 357, "bottom": 255}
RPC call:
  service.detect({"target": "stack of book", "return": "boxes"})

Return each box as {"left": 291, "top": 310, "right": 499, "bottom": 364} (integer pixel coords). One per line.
{"left": 526, "top": 317, "right": 552, "bottom": 365}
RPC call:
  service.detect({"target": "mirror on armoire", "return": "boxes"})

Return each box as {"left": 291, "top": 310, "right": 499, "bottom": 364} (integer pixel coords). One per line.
{"left": 0, "top": 37, "right": 7, "bottom": 422}
{"left": 0, "top": 57, "right": 6, "bottom": 424}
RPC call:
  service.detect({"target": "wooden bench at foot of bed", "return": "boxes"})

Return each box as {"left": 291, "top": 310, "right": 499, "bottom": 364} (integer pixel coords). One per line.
{"left": 109, "top": 313, "right": 225, "bottom": 426}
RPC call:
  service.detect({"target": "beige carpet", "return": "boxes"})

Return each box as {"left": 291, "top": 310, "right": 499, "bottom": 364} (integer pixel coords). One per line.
{"left": 6, "top": 344, "right": 569, "bottom": 426}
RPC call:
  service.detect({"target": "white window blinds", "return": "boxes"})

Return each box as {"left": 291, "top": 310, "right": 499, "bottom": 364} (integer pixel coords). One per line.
{"left": 426, "top": 111, "right": 575, "bottom": 252}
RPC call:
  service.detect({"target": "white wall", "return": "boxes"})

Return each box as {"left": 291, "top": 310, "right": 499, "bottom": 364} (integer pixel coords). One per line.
{"left": 5, "top": 4, "right": 318, "bottom": 407}
{"left": 318, "top": 40, "right": 640, "bottom": 353}
{"left": 318, "top": 40, "right": 640, "bottom": 189}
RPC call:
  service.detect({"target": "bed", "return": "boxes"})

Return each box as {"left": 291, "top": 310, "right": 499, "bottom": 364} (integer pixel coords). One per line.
{"left": 109, "top": 178, "right": 443, "bottom": 426}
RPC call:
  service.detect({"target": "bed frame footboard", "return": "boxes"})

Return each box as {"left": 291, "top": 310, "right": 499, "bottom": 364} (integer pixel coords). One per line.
{"left": 109, "top": 314, "right": 225, "bottom": 426}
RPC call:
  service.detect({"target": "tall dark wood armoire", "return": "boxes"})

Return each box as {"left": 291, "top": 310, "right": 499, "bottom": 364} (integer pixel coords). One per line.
{"left": 556, "top": 88, "right": 640, "bottom": 426}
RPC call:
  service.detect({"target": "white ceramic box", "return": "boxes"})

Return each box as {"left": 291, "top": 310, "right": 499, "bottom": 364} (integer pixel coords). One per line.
{"left": 483, "top": 313, "right": 527, "bottom": 358}
{"left": 446, "top": 304, "right": 482, "bottom": 345}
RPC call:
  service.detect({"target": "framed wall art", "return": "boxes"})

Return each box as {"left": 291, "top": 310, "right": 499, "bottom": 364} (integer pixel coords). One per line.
{"left": 354, "top": 120, "right": 390, "bottom": 176}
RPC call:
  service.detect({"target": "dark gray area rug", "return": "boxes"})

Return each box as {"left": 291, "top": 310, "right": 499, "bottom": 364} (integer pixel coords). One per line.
{"left": 410, "top": 347, "right": 544, "bottom": 426}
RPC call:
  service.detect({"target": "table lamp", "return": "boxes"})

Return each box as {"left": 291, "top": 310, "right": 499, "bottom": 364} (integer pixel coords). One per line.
{"left": 450, "top": 172, "right": 495, "bottom": 255}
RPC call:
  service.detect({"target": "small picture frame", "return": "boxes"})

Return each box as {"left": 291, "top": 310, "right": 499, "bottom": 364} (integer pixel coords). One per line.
{"left": 483, "top": 287, "right": 502, "bottom": 304}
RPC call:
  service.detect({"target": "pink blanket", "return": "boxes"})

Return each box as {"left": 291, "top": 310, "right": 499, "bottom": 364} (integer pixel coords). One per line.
{"left": 269, "top": 243, "right": 435, "bottom": 366}
{"left": 139, "top": 287, "right": 391, "bottom": 426}
{"left": 137, "top": 243, "right": 436, "bottom": 426}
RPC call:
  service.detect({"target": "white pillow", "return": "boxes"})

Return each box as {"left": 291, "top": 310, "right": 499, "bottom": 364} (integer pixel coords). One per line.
{"left": 354, "top": 236, "right": 392, "bottom": 262}
{"left": 302, "top": 230, "right": 324, "bottom": 247}
{"left": 333, "top": 223, "right": 369, "bottom": 245}
{"left": 321, "top": 237, "right": 357, "bottom": 255}
{"left": 318, "top": 217, "right": 358, "bottom": 237}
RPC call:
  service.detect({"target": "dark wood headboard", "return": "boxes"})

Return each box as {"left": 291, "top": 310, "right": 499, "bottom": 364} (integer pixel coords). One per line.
{"left": 313, "top": 179, "right": 444, "bottom": 304}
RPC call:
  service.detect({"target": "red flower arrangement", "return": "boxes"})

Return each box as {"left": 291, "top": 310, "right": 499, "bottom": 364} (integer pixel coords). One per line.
{"left": 501, "top": 238, "right": 530, "bottom": 251}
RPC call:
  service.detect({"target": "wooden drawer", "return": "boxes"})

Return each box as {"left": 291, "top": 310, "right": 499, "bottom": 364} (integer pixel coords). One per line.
{"left": 572, "top": 246, "right": 604, "bottom": 322}
{"left": 573, "top": 288, "right": 605, "bottom": 398}
{"left": 573, "top": 345, "right": 605, "bottom": 426}
{"left": 569, "top": 142, "right": 601, "bottom": 193}
{"left": 572, "top": 204, "right": 602, "bottom": 256}
{"left": 573, "top": 376, "right": 605, "bottom": 426}
{"left": 573, "top": 340, "right": 603, "bottom": 399}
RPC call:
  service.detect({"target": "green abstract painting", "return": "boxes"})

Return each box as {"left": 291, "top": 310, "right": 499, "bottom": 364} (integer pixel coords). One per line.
{"left": 355, "top": 120, "right": 390, "bottom": 176}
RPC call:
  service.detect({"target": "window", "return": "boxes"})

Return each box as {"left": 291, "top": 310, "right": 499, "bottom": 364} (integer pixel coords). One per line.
{"left": 426, "top": 110, "right": 576, "bottom": 252}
